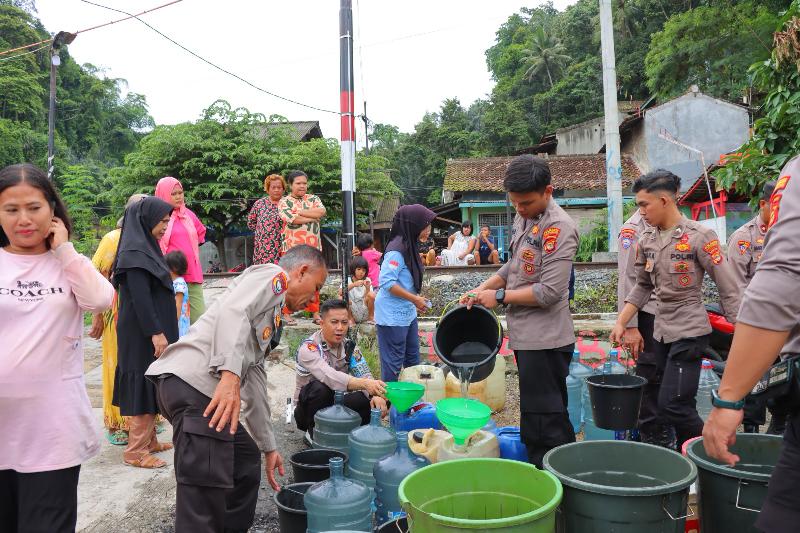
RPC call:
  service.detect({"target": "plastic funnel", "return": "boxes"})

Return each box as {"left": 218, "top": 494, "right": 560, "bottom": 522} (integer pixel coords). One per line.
{"left": 436, "top": 398, "right": 492, "bottom": 446}
{"left": 386, "top": 382, "right": 425, "bottom": 413}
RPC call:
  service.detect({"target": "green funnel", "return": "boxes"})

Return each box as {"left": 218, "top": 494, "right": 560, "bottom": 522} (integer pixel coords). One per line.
{"left": 436, "top": 398, "right": 492, "bottom": 446}
{"left": 386, "top": 382, "right": 425, "bottom": 413}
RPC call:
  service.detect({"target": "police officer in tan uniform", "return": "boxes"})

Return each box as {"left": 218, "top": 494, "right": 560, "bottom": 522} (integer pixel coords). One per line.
{"left": 611, "top": 170, "right": 741, "bottom": 449}
{"left": 704, "top": 156, "right": 800, "bottom": 531}
{"left": 727, "top": 181, "right": 788, "bottom": 435}
{"left": 145, "top": 245, "right": 328, "bottom": 533}
{"left": 617, "top": 210, "right": 670, "bottom": 446}
{"left": 462, "top": 154, "right": 578, "bottom": 468}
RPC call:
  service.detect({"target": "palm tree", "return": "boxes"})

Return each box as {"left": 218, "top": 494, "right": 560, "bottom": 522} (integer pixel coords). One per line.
{"left": 522, "top": 27, "right": 571, "bottom": 88}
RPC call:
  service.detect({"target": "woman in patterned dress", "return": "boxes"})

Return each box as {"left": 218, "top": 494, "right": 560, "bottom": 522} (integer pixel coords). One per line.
{"left": 247, "top": 174, "right": 286, "bottom": 265}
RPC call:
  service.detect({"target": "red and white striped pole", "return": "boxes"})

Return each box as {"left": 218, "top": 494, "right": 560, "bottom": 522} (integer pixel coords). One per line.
{"left": 340, "top": 0, "right": 356, "bottom": 298}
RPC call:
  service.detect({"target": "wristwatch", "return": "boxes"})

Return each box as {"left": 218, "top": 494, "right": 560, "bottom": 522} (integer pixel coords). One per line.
{"left": 495, "top": 288, "right": 506, "bottom": 305}
{"left": 711, "top": 389, "right": 745, "bottom": 410}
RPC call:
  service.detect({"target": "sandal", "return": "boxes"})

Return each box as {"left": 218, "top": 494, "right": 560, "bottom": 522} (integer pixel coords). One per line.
{"left": 155, "top": 421, "right": 166, "bottom": 434}
{"left": 283, "top": 314, "right": 297, "bottom": 326}
{"left": 150, "top": 442, "right": 174, "bottom": 453}
{"left": 106, "top": 429, "right": 128, "bottom": 446}
{"left": 125, "top": 454, "right": 167, "bottom": 469}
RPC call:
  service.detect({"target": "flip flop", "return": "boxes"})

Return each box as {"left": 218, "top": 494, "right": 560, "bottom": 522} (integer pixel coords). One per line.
{"left": 106, "top": 429, "right": 128, "bottom": 446}
{"left": 124, "top": 454, "right": 167, "bottom": 469}
{"left": 283, "top": 315, "right": 297, "bottom": 326}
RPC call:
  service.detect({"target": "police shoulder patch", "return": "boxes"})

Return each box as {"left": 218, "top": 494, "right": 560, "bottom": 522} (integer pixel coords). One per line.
{"left": 272, "top": 272, "right": 288, "bottom": 295}
{"left": 702, "top": 239, "right": 723, "bottom": 265}
{"left": 305, "top": 342, "right": 318, "bottom": 352}
{"left": 542, "top": 227, "right": 560, "bottom": 255}
{"left": 769, "top": 174, "right": 792, "bottom": 228}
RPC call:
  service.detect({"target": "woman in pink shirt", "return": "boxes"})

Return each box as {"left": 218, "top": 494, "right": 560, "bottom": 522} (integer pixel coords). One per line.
{"left": 0, "top": 164, "right": 114, "bottom": 533}
{"left": 155, "top": 177, "right": 207, "bottom": 323}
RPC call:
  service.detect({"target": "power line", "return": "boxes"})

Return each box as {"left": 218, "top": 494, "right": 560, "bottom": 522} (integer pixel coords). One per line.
{"left": 0, "top": 43, "right": 49, "bottom": 62}
{"left": 0, "top": 0, "right": 184, "bottom": 57}
{"left": 78, "top": 0, "right": 345, "bottom": 116}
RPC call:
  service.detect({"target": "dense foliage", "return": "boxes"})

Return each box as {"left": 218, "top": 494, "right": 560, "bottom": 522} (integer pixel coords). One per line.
{"left": 715, "top": 1, "right": 800, "bottom": 199}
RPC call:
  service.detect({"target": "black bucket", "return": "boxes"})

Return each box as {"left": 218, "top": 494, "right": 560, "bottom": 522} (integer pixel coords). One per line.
{"left": 273, "top": 482, "right": 314, "bottom": 533}
{"left": 289, "top": 448, "right": 348, "bottom": 483}
{"left": 586, "top": 374, "right": 647, "bottom": 430}
{"left": 375, "top": 517, "right": 409, "bottom": 532}
{"left": 433, "top": 304, "right": 503, "bottom": 383}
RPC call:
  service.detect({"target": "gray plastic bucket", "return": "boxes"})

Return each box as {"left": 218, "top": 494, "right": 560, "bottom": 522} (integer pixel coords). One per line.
{"left": 686, "top": 433, "right": 782, "bottom": 533}
{"left": 543, "top": 440, "right": 697, "bottom": 532}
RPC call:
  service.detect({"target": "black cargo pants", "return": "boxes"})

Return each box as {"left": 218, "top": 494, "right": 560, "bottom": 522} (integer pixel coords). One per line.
{"left": 757, "top": 409, "right": 800, "bottom": 531}
{"left": 646, "top": 335, "right": 709, "bottom": 448}
{"left": 515, "top": 345, "right": 576, "bottom": 468}
{"left": 293, "top": 380, "right": 372, "bottom": 434}
{"left": 155, "top": 375, "right": 261, "bottom": 533}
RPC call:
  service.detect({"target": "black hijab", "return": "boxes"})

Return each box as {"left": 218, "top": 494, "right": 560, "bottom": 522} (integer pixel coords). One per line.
{"left": 112, "top": 197, "right": 174, "bottom": 291}
{"left": 381, "top": 204, "right": 437, "bottom": 292}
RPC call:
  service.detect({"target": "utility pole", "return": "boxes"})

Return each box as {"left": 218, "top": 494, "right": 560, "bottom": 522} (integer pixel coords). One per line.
{"left": 599, "top": 0, "right": 623, "bottom": 253}
{"left": 362, "top": 101, "right": 370, "bottom": 155}
{"left": 47, "top": 31, "right": 76, "bottom": 181}
{"left": 340, "top": 0, "right": 356, "bottom": 306}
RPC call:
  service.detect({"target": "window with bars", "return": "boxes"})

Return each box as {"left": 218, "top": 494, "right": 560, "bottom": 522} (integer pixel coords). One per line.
{"left": 478, "top": 212, "right": 512, "bottom": 257}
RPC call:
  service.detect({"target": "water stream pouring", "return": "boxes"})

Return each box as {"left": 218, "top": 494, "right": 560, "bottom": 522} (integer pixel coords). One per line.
{"left": 385, "top": 382, "right": 425, "bottom": 414}
{"left": 436, "top": 398, "right": 491, "bottom": 448}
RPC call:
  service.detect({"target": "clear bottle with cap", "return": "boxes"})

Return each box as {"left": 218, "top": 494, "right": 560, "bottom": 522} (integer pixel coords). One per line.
{"left": 696, "top": 359, "right": 721, "bottom": 421}
{"left": 373, "top": 430, "right": 430, "bottom": 525}
{"left": 313, "top": 390, "right": 362, "bottom": 454}
{"left": 304, "top": 457, "right": 373, "bottom": 533}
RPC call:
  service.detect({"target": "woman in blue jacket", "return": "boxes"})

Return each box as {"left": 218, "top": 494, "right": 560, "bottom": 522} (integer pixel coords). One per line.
{"left": 375, "top": 204, "right": 437, "bottom": 382}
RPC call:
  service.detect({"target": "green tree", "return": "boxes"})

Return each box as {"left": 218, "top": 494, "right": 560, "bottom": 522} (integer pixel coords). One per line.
{"left": 716, "top": 2, "right": 800, "bottom": 199}
{"left": 58, "top": 163, "right": 107, "bottom": 254}
{"left": 522, "top": 26, "right": 571, "bottom": 88}
{"left": 110, "top": 100, "right": 398, "bottom": 268}
{"left": 645, "top": 2, "right": 779, "bottom": 100}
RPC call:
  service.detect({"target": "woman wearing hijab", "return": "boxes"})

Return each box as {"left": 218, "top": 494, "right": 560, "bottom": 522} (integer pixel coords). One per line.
{"left": 89, "top": 193, "right": 148, "bottom": 446}
{"left": 155, "top": 176, "right": 207, "bottom": 323}
{"left": 112, "top": 197, "right": 179, "bottom": 469}
{"left": 374, "top": 204, "right": 437, "bottom": 382}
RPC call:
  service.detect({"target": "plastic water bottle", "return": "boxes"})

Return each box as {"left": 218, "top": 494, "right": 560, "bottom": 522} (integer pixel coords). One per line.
{"left": 348, "top": 409, "right": 396, "bottom": 497}
{"left": 696, "top": 359, "right": 720, "bottom": 421}
{"left": 304, "top": 457, "right": 373, "bottom": 533}
{"left": 313, "top": 391, "right": 362, "bottom": 454}
{"left": 373, "top": 431, "right": 430, "bottom": 525}
{"left": 582, "top": 360, "right": 616, "bottom": 441}
{"left": 566, "top": 349, "right": 586, "bottom": 433}
{"left": 609, "top": 349, "right": 627, "bottom": 375}
{"left": 349, "top": 347, "right": 372, "bottom": 378}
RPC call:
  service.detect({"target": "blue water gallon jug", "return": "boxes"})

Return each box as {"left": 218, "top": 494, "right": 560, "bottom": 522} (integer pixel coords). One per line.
{"left": 389, "top": 402, "right": 442, "bottom": 431}
{"left": 582, "top": 362, "right": 616, "bottom": 441}
{"left": 348, "top": 408, "right": 396, "bottom": 494}
{"left": 495, "top": 426, "right": 528, "bottom": 461}
{"left": 304, "top": 457, "right": 372, "bottom": 533}
{"left": 566, "top": 349, "right": 589, "bottom": 433}
{"left": 373, "top": 431, "right": 430, "bottom": 525}
{"left": 313, "top": 390, "right": 362, "bottom": 454}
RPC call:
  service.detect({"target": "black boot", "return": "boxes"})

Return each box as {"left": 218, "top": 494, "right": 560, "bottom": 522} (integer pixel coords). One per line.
{"left": 640, "top": 425, "right": 676, "bottom": 451}
{"left": 743, "top": 424, "right": 760, "bottom": 434}
{"left": 766, "top": 417, "right": 786, "bottom": 436}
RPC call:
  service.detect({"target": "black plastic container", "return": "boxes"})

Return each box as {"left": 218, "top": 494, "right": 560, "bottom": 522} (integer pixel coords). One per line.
{"left": 433, "top": 304, "right": 503, "bottom": 383}
{"left": 375, "top": 517, "right": 409, "bottom": 532}
{"left": 586, "top": 374, "right": 647, "bottom": 430}
{"left": 273, "top": 482, "right": 314, "bottom": 533}
{"left": 289, "top": 448, "right": 348, "bottom": 483}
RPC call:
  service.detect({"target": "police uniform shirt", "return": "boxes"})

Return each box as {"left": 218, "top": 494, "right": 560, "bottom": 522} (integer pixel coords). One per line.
{"left": 626, "top": 216, "right": 741, "bottom": 344}
{"left": 293, "top": 330, "right": 372, "bottom": 402}
{"left": 728, "top": 215, "right": 768, "bottom": 292}
{"left": 738, "top": 156, "right": 800, "bottom": 351}
{"left": 617, "top": 211, "right": 657, "bottom": 328}
{"left": 146, "top": 264, "right": 288, "bottom": 452}
{"left": 496, "top": 199, "right": 579, "bottom": 351}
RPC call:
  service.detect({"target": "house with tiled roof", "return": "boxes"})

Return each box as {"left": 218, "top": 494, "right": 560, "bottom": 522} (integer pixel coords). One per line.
{"left": 442, "top": 154, "right": 641, "bottom": 254}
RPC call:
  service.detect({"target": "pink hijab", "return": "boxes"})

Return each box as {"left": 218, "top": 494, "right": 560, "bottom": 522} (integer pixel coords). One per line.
{"left": 154, "top": 176, "right": 199, "bottom": 260}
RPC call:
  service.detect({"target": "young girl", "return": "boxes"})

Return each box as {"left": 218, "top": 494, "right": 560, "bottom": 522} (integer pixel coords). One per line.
{"left": 346, "top": 255, "right": 375, "bottom": 325}
{"left": 165, "top": 251, "right": 191, "bottom": 337}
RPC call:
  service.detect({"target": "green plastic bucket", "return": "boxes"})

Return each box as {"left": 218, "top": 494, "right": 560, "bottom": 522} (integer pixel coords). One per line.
{"left": 543, "top": 441, "right": 697, "bottom": 532}
{"left": 398, "top": 458, "right": 562, "bottom": 532}
{"left": 686, "top": 433, "right": 782, "bottom": 533}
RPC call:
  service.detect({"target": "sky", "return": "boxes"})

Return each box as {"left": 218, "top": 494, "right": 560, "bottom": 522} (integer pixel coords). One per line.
{"left": 36, "top": 0, "right": 576, "bottom": 142}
